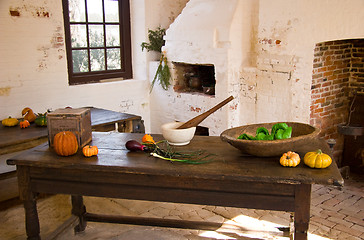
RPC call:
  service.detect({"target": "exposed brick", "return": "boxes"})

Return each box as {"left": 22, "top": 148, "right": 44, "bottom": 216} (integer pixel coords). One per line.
{"left": 327, "top": 65, "right": 337, "bottom": 71}
{"left": 322, "top": 81, "right": 332, "bottom": 87}
{"left": 323, "top": 71, "right": 333, "bottom": 77}
{"left": 312, "top": 73, "right": 323, "bottom": 79}
{"left": 311, "top": 39, "right": 364, "bottom": 163}
{"left": 313, "top": 107, "right": 323, "bottom": 114}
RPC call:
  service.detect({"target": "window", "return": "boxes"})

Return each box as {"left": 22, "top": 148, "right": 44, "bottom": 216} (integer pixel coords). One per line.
{"left": 62, "top": 0, "right": 132, "bottom": 85}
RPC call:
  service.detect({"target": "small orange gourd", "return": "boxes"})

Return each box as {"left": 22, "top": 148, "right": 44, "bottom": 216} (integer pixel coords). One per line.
{"left": 142, "top": 134, "right": 155, "bottom": 144}
{"left": 280, "top": 151, "right": 300, "bottom": 167}
{"left": 304, "top": 149, "right": 332, "bottom": 169}
{"left": 53, "top": 131, "right": 78, "bottom": 156}
{"left": 20, "top": 120, "right": 30, "bottom": 128}
{"left": 22, "top": 107, "right": 37, "bottom": 123}
{"left": 82, "top": 145, "right": 98, "bottom": 157}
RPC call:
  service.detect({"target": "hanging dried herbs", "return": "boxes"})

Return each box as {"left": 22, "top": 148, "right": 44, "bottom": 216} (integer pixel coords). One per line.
{"left": 140, "top": 27, "right": 171, "bottom": 92}
{"left": 150, "top": 52, "right": 171, "bottom": 92}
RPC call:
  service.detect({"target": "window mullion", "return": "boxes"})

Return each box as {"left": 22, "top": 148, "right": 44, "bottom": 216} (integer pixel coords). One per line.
{"left": 102, "top": 0, "right": 108, "bottom": 71}
{"left": 84, "top": 0, "right": 91, "bottom": 72}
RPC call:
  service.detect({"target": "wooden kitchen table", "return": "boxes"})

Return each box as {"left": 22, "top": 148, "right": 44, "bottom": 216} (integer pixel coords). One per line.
{"left": 0, "top": 108, "right": 143, "bottom": 203}
{"left": 7, "top": 132, "right": 344, "bottom": 240}
{"left": 0, "top": 107, "right": 143, "bottom": 155}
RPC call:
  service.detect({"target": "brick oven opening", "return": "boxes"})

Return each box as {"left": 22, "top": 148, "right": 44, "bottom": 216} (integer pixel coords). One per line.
{"left": 310, "top": 39, "right": 364, "bottom": 173}
{"left": 172, "top": 62, "right": 216, "bottom": 95}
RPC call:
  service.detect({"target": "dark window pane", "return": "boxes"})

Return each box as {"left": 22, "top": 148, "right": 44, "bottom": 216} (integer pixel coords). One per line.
{"left": 69, "top": 0, "right": 86, "bottom": 22}
{"left": 105, "top": 0, "right": 119, "bottom": 22}
{"left": 106, "top": 25, "right": 120, "bottom": 47}
{"left": 71, "top": 25, "right": 87, "bottom": 47}
{"left": 90, "top": 49, "right": 105, "bottom": 71}
{"left": 87, "top": 0, "right": 103, "bottom": 22}
{"left": 72, "top": 50, "right": 89, "bottom": 72}
{"left": 107, "top": 48, "right": 121, "bottom": 70}
{"left": 89, "top": 25, "right": 104, "bottom": 47}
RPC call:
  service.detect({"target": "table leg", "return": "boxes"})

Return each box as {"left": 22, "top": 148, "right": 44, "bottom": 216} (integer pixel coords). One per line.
{"left": 16, "top": 166, "right": 41, "bottom": 240}
{"left": 71, "top": 195, "right": 87, "bottom": 233}
{"left": 294, "top": 184, "right": 311, "bottom": 240}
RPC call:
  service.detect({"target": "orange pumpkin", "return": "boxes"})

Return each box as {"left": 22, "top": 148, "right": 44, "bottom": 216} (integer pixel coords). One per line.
{"left": 82, "top": 145, "right": 98, "bottom": 157}
{"left": 53, "top": 131, "right": 78, "bottom": 156}
{"left": 280, "top": 151, "right": 301, "bottom": 167}
{"left": 142, "top": 134, "right": 155, "bottom": 144}
{"left": 20, "top": 120, "right": 30, "bottom": 128}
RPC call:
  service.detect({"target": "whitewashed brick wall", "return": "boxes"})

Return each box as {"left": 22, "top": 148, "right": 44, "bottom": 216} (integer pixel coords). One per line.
{"left": 149, "top": 0, "right": 364, "bottom": 135}
{"left": 0, "top": 0, "right": 187, "bottom": 133}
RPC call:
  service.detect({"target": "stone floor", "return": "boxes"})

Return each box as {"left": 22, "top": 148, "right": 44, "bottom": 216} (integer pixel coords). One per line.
{"left": 0, "top": 173, "right": 363, "bottom": 240}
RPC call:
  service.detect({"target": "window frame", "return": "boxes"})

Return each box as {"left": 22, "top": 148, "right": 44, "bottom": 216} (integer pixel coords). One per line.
{"left": 62, "top": 0, "right": 132, "bottom": 85}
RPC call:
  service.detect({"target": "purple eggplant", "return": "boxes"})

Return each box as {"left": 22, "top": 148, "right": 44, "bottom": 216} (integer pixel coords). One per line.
{"left": 125, "top": 140, "right": 147, "bottom": 152}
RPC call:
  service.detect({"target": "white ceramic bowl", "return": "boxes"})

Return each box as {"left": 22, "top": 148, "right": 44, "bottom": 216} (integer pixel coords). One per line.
{"left": 161, "top": 122, "right": 196, "bottom": 146}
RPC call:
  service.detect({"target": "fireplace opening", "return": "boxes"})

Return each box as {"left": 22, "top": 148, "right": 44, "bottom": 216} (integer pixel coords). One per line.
{"left": 173, "top": 62, "right": 216, "bottom": 95}
{"left": 195, "top": 126, "right": 209, "bottom": 136}
{"left": 310, "top": 39, "right": 364, "bottom": 172}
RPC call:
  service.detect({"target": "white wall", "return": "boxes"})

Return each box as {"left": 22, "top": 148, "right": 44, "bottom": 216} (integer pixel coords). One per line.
{"left": 247, "top": 0, "right": 364, "bottom": 125}
{"left": 0, "top": 0, "right": 187, "bottom": 133}
{"left": 0, "top": 0, "right": 149, "bottom": 129}
{"left": 2, "top": 0, "right": 363, "bottom": 135}
{"left": 149, "top": 0, "right": 364, "bottom": 136}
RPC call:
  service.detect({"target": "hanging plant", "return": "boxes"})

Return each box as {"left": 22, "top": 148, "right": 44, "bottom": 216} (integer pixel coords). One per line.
{"left": 141, "top": 27, "right": 165, "bottom": 52}
{"left": 141, "top": 27, "right": 171, "bottom": 92}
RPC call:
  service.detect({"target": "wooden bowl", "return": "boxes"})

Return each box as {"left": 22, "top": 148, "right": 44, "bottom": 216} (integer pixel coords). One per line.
{"left": 220, "top": 122, "right": 320, "bottom": 157}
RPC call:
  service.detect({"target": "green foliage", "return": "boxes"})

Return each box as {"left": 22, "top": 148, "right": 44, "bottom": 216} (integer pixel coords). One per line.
{"left": 141, "top": 27, "right": 171, "bottom": 92}
{"left": 141, "top": 27, "right": 166, "bottom": 53}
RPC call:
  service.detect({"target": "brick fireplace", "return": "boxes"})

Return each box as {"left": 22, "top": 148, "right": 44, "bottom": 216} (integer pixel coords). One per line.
{"left": 310, "top": 39, "right": 364, "bottom": 167}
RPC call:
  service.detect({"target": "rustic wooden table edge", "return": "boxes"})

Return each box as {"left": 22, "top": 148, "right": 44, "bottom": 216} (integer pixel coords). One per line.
{"left": 7, "top": 132, "right": 344, "bottom": 240}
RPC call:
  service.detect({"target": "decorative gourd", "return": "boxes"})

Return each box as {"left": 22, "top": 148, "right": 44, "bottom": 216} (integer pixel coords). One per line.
{"left": 20, "top": 120, "right": 30, "bottom": 128}
{"left": 142, "top": 134, "right": 155, "bottom": 144}
{"left": 280, "top": 151, "right": 300, "bottom": 167}
{"left": 53, "top": 131, "right": 78, "bottom": 156}
{"left": 304, "top": 149, "right": 332, "bottom": 169}
{"left": 2, "top": 117, "right": 19, "bottom": 127}
{"left": 35, "top": 113, "right": 47, "bottom": 127}
{"left": 82, "top": 145, "right": 98, "bottom": 157}
{"left": 22, "top": 107, "right": 37, "bottom": 123}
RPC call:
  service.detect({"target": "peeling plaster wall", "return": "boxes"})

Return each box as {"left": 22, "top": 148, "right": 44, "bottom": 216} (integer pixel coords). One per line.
{"left": 0, "top": 0, "right": 186, "bottom": 133}
{"left": 248, "top": 0, "right": 364, "bottom": 125}
{"left": 151, "top": 0, "right": 242, "bottom": 136}
{"left": 0, "top": 0, "right": 149, "bottom": 129}
{"left": 150, "top": 0, "right": 364, "bottom": 136}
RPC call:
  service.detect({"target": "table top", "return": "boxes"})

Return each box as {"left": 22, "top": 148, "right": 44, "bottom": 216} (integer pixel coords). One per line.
{"left": 0, "top": 107, "right": 140, "bottom": 149}
{"left": 7, "top": 132, "right": 344, "bottom": 187}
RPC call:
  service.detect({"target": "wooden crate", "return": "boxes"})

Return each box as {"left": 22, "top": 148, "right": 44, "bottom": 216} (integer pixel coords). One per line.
{"left": 47, "top": 108, "right": 92, "bottom": 148}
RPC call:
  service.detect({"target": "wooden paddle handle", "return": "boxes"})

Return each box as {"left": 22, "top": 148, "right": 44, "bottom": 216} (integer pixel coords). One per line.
{"left": 177, "top": 96, "right": 234, "bottom": 129}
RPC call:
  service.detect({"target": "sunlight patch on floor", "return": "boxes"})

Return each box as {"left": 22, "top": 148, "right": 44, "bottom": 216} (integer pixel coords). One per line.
{"left": 199, "top": 214, "right": 332, "bottom": 240}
